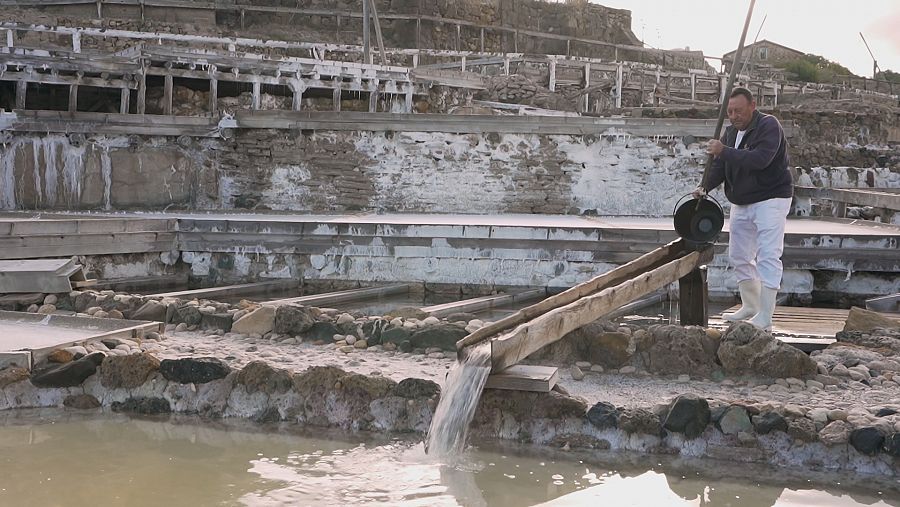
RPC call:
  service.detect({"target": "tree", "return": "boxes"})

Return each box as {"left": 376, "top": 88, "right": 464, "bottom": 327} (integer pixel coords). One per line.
{"left": 877, "top": 70, "right": 900, "bottom": 83}
{"left": 784, "top": 54, "right": 856, "bottom": 83}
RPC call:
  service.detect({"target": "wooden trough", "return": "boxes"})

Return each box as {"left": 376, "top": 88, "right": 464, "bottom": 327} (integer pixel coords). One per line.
{"left": 459, "top": 239, "right": 715, "bottom": 390}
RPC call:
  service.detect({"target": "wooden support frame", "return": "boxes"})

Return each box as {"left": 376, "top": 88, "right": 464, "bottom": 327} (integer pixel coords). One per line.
{"left": 457, "top": 240, "right": 714, "bottom": 372}
{"left": 15, "top": 79, "right": 26, "bottom": 109}
{"left": 68, "top": 83, "right": 78, "bottom": 112}
{"left": 263, "top": 283, "right": 412, "bottom": 307}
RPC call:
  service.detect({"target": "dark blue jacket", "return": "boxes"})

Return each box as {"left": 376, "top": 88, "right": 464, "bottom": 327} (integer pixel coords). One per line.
{"left": 703, "top": 110, "right": 793, "bottom": 205}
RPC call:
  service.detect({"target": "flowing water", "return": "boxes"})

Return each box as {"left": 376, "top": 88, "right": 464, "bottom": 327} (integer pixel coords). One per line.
{"left": 425, "top": 343, "right": 492, "bottom": 457}
{"left": 0, "top": 410, "right": 897, "bottom": 507}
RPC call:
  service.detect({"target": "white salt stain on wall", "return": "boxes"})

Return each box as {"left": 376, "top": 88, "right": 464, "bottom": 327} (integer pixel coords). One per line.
{"left": 261, "top": 165, "right": 314, "bottom": 210}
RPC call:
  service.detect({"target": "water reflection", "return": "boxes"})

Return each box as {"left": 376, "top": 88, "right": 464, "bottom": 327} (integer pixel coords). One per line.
{"left": 0, "top": 410, "right": 896, "bottom": 507}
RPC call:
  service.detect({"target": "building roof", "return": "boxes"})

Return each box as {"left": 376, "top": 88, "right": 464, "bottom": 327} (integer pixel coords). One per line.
{"left": 722, "top": 39, "right": 806, "bottom": 60}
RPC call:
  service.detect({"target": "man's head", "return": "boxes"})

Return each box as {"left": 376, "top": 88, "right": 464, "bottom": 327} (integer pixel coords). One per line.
{"left": 727, "top": 87, "right": 756, "bottom": 131}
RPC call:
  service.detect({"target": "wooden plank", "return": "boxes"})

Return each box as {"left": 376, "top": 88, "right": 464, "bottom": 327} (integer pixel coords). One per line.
{"left": 831, "top": 188, "right": 900, "bottom": 211}
{"left": 486, "top": 246, "right": 713, "bottom": 372}
{"left": 146, "top": 279, "right": 299, "bottom": 299}
{"left": 263, "top": 283, "right": 412, "bottom": 307}
{"left": 421, "top": 289, "right": 545, "bottom": 317}
{"left": 484, "top": 365, "right": 559, "bottom": 393}
{"left": 679, "top": 267, "right": 708, "bottom": 326}
{"left": 457, "top": 239, "right": 685, "bottom": 350}
{"left": 867, "top": 293, "right": 900, "bottom": 313}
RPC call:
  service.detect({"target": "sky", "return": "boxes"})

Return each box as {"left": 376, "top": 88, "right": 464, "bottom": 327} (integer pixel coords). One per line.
{"left": 589, "top": 0, "right": 900, "bottom": 77}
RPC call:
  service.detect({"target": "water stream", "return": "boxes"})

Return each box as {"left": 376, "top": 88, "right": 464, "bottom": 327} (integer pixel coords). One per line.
{"left": 425, "top": 343, "right": 492, "bottom": 457}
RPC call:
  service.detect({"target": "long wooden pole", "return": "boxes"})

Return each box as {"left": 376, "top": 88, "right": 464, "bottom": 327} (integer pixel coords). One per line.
{"left": 698, "top": 0, "right": 756, "bottom": 193}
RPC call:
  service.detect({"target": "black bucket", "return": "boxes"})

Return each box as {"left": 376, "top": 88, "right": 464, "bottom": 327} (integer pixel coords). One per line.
{"left": 673, "top": 194, "right": 724, "bottom": 246}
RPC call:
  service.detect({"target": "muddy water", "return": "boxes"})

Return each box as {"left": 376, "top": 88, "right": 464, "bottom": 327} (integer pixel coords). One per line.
{"left": 0, "top": 410, "right": 898, "bottom": 507}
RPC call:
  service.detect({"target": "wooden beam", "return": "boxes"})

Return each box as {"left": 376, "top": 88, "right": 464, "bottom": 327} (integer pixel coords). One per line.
{"left": 485, "top": 245, "right": 714, "bottom": 372}
{"left": 332, "top": 78, "right": 341, "bottom": 112}
{"left": 421, "top": 289, "right": 545, "bottom": 318}
{"left": 262, "top": 283, "right": 411, "bottom": 307}
{"left": 457, "top": 239, "right": 684, "bottom": 351}
{"left": 119, "top": 87, "right": 130, "bottom": 114}
{"left": 251, "top": 81, "right": 261, "bottom": 110}
{"left": 368, "top": 0, "right": 387, "bottom": 65}
{"left": 678, "top": 266, "right": 708, "bottom": 326}
{"left": 368, "top": 87, "right": 379, "bottom": 113}
{"left": 485, "top": 365, "right": 558, "bottom": 393}
{"left": 146, "top": 279, "right": 299, "bottom": 299}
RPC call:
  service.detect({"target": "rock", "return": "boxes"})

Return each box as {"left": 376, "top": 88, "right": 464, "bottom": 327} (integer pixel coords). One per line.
{"left": 719, "top": 406, "right": 752, "bottom": 435}
{"left": 387, "top": 307, "right": 429, "bottom": 320}
{"left": 586, "top": 401, "right": 619, "bottom": 429}
{"left": 30, "top": 352, "right": 106, "bottom": 387}
{"left": 586, "top": 331, "right": 632, "bottom": 368}
{"left": 107, "top": 309, "right": 124, "bottom": 319}
{"left": 819, "top": 421, "right": 852, "bottom": 445}
{"left": 232, "top": 306, "right": 276, "bottom": 336}
{"left": 132, "top": 300, "right": 167, "bottom": 321}
{"left": 570, "top": 365, "right": 585, "bottom": 381}
{"left": 575, "top": 361, "right": 592, "bottom": 369}
{"left": 831, "top": 364, "right": 850, "bottom": 376}
{"left": 884, "top": 433, "right": 900, "bottom": 457}
{"left": 409, "top": 323, "right": 468, "bottom": 351}
{"left": 0, "top": 367, "right": 30, "bottom": 388}
{"left": 306, "top": 321, "right": 341, "bottom": 342}
{"left": 26, "top": 304, "right": 39, "bottom": 313}
{"left": 849, "top": 427, "right": 885, "bottom": 455}
{"left": 354, "top": 339, "right": 368, "bottom": 349}
{"left": 63, "top": 394, "right": 101, "bottom": 410}
{"left": 590, "top": 365, "right": 604, "bottom": 373}
{"left": 618, "top": 408, "right": 661, "bottom": 436}
{"left": 47, "top": 349, "right": 75, "bottom": 364}
{"left": 111, "top": 397, "right": 172, "bottom": 415}
{"left": 843, "top": 307, "right": 900, "bottom": 333}
{"left": 619, "top": 366, "right": 636, "bottom": 374}
{"left": 422, "top": 316, "right": 441, "bottom": 326}
{"left": 808, "top": 408, "right": 829, "bottom": 424}
{"left": 815, "top": 345, "right": 887, "bottom": 369}
{"left": 99, "top": 353, "right": 160, "bottom": 389}
{"left": 43, "top": 294, "right": 58, "bottom": 306}
{"left": 159, "top": 357, "right": 231, "bottom": 384}
{"left": 336, "top": 313, "right": 355, "bottom": 325}
{"left": 875, "top": 408, "right": 898, "bottom": 417}
{"left": 37, "top": 304, "right": 56, "bottom": 314}
{"left": 345, "top": 335, "right": 357, "bottom": 345}
{"left": 787, "top": 417, "right": 818, "bottom": 443}
{"left": 639, "top": 325, "right": 718, "bottom": 375}
{"left": 805, "top": 380, "right": 825, "bottom": 390}
{"left": 752, "top": 412, "right": 787, "bottom": 434}
{"left": 381, "top": 327, "right": 413, "bottom": 346}
{"left": 663, "top": 394, "right": 710, "bottom": 439}
{"left": 827, "top": 409, "right": 848, "bottom": 421}
{"left": 274, "top": 304, "right": 318, "bottom": 335}
{"left": 174, "top": 322, "right": 189, "bottom": 332}
{"left": 393, "top": 378, "right": 440, "bottom": 399}
{"left": 235, "top": 360, "right": 292, "bottom": 394}
{"left": 717, "top": 323, "right": 817, "bottom": 378}
{"left": 445, "top": 312, "right": 478, "bottom": 323}
{"left": 173, "top": 305, "right": 202, "bottom": 326}
{"left": 201, "top": 312, "right": 233, "bottom": 332}
{"left": 468, "top": 319, "right": 485, "bottom": 328}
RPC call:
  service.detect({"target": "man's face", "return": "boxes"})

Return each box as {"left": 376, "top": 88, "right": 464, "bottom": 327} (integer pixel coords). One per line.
{"left": 727, "top": 95, "right": 756, "bottom": 131}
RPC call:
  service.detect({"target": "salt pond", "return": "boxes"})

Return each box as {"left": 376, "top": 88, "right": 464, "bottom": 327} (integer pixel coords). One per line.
{"left": 0, "top": 410, "right": 897, "bottom": 507}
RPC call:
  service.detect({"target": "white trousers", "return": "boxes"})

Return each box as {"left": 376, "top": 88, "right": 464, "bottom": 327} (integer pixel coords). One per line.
{"left": 728, "top": 197, "right": 793, "bottom": 290}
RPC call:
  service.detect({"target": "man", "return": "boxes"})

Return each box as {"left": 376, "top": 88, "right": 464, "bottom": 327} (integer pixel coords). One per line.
{"left": 693, "top": 87, "right": 793, "bottom": 332}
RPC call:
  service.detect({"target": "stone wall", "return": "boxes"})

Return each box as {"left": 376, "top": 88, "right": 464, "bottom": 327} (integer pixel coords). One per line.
{"left": 0, "top": 130, "right": 707, "bottom": 215}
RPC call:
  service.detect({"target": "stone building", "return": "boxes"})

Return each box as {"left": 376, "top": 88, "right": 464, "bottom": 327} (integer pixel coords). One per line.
{"left": 722, "top": 39, "right": 806, "bottom": 73}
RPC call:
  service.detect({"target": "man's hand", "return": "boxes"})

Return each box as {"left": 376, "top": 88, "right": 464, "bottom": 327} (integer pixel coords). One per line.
{"left": 692, "top": 186, "right": 706, "bottom": 199}
{"left": 706, "top": 139, "right": 725, "bottom": 157}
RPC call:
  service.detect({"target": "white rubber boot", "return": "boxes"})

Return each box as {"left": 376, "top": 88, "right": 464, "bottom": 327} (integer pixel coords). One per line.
{"left": 748, "top": 287, "right": 778, "bottom": 332}
{"left": 722, "top": 279, "right": 761, "bottom": 322}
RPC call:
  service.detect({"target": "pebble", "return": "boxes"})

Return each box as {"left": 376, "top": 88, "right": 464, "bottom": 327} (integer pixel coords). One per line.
{"left": 175, "top": 323, "right": 189, "bottom": 332}
{"left": 425, "top": 347, "right": 443, "bottom": 354}
{"left": 336, "top": 313, "right": 355, "bottom": 325}
{"left": 333, "top": 334, "right": 346, "bottom": 342}
{"left": 617, "top": 327, "right": 633, "bottom": 336}
{"left": 570, "top": 365, "right": 585, "bottom": 381}
{"left": 676, "top": 374, "right": 690, "bottom": 383}
{"left": 354, "top": 340, "right": 368, "bottom": 349}
{"left": 43, "top": 294, "right": 58, "bottom": 305}
{"left": 590, "top": 365, "right": 604, "bottom": 373}
{"left": 422, "top": 316, "right": 441, "bottom": 326}
{"left": 37, "top": 304, "right": 57, "bottom": 314}
{"left": 427, "top": 352, "right": 444, "bottom": 359}
{"left": 26, "top": 304, "right": 39, "bottom": 313}
{"left": 403, "top": 322, "right": 418, "bottom": 330}
{"left": 620, "top": 366, "right": 636, "bottom": 374}
{"left": 806, "top": 380, "right": 825, "bottom": 390}
{"left": 389, "top": 318, "right": 403, "bottom": 327}
{"left": 345, "top": 335, "right": 357, "bottom": 345}
{"left": 468, "top": 319, "right": 484, "bottom": 328}
{"left": 339, "top": 345, "right": 355, "bottom": 354}
{"left": 827, "top": 409, "right": 848, "bottom": 421}
{"left": 575, "top": 361, "right": 592, "bottom": 369}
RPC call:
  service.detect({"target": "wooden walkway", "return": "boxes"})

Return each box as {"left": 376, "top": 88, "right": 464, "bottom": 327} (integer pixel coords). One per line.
{"left": 711, "top": 305, "right": 900, "bottom": 344}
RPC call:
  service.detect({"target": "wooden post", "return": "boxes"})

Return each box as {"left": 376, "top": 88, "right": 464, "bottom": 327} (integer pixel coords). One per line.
{"left": 461, "top": 55, "right": 466, "bottom": 72}
{"left": 96, "top": 0, "right": 102, "bottom": 18}
{"left": 679, "top": 266, "right": 708, "bottom": 327}
{"left": 119, "top": 87, "right": 130, "bottom": 114}
{"left": 368, "top": 81, "right": 379, "bottom": 112}
{"left": 5, "top": 28, "right": 13, "bottom": 48}
{"left": 456, "top": 24, "right": 461, "bottom": 51}
{"left": 404, "top": 84, "right": 413, "bottom": 113}
{"left": 240, "top": 9, "right": 245, "bottom": 29}
{"left": 251, "top": 81, "right": 261, "bottom": 110}
{"left": 480, "top": 28, "right": 484, "bottom": 53}
{"left": 503, "top": 57, "right": 510, "bottom": 75}
{"left": 583, "top": 62, "right": 590, "bottom": 113}
{"left": 615, "top": 62, "right": 623, "bottom": 108}
{"left": 139, "top": 0, "right": 144, "bottom": 21}
{"left": 368, "top": 0, "right": 387, "bottom": 65}
{"left": 292, "top": 79, "right": 305, "bottom": 111}
{"left": 72, "top": 31, "right": 81, "bottom": 53}
{"left": 690, "top": 73, "right": 696, "bottom": 101}
{"left": 548, "top": 59, "right": 557, "bottom": 91}
{"left": 207, "top": 65, "right": 217, "bottom": 116}
{"left": 412, "top": 54, "right": 418, "bottom": 68}
{"left": 333, "top": 79, "right": 341, "bottom": 112}
{"left": 163, "top": 73, "right": 173, "bottom": 115}
{"left": 415, "top": 17, "right": 420, "bottom": 50}
{"left": 15, "top": 79, "right": 26, "bottom": 109}
{"left": 514, "top": 30, "right": 518, "bottom": 53}
{"left": 363, "top": 0, "right": 371, "bottom": 63}
{"left": 68, "top": 84, "right": 78, "bottom": 112}
{"left": 136, "top": 70, "right": 146, "bottom": 114}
